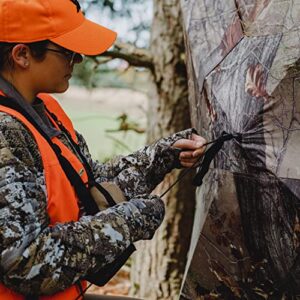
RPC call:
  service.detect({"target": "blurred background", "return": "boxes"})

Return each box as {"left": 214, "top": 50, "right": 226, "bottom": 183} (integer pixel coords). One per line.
{"left": 56, "top": 0, "right": 153, "bottom": 162}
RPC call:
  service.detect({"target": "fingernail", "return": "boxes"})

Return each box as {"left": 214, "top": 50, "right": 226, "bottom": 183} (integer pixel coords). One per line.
{"left": 196, "top": 142, "right": 203, "bottom": 147}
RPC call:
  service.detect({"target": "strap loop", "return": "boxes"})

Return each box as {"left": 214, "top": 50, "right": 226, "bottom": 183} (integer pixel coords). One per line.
{"left": 193, "top": 131, "right": 239, "bottom": 186}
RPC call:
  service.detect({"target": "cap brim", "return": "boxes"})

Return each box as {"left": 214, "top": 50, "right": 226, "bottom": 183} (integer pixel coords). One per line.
{"left": 50, "top": 19, "right": 117, "bottom": 56}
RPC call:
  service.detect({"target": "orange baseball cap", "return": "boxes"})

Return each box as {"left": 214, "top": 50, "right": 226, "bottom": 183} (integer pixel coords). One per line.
{"left": 0, "top": 0, "right": 117, "bottom": 55}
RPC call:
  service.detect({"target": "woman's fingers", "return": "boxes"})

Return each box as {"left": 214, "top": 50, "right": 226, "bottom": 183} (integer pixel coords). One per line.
{"left": 173, "top": 133, "right": 207, "bottom": 168}
{"left": 180, "top": 157, "right": 199, "bottom": 163}
{"left": 191, "top": 133, "right": 206, "bottom": 145}
{"left": 179, "top": 150, "right": 194, "bottom": 159}
{"left": 192, "top": 147, "right": 206, "bottom": 157}
{"left": 173, "top": 135, "right": 206, "bottom": 150}
{"left": 179, "top": 157, "right": 199, "bottom": 167}
{"left": 180, "top": 161, "right": 198, "bottom": 168}
{"left": 173, "top": 139, "right": 203, "bottom": 150}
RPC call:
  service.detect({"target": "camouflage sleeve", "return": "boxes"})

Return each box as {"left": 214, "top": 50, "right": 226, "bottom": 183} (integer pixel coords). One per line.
{"left": 77, "top": 128, "right": 195, "bottom": 198}
{"left": 0, "top": 114, "right": 165, "bottom": 296}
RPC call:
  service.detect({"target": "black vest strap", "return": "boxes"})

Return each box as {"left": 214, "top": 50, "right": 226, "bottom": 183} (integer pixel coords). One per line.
{"left": 25, "top": 296, "right": 38, "bottom": 300}
{"left": 0, "top": 96, "right": 99, "bottom": 215}
{"left": 44, "top": 107, "right": 117, "bottom": 208}
{"left": 43, "top": 102, "right": 137, "bottom": 288}
{"left": 51, "top": 143, "right": 100, "bottom": 215}
{"left": 0, "top": 96, "right": 136, "bottom": 290}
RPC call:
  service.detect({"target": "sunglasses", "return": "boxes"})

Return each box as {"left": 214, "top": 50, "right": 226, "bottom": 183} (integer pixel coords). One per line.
{"left": 45, "top": 47, "right": 83, "bottom": 66}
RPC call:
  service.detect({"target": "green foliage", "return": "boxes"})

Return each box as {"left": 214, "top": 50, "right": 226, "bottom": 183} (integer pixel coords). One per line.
{"left": 72, "top": 58, "right": 151, "bottom": 92}
{"left": 71, "top": 57, "right": 98, "bottom": 89}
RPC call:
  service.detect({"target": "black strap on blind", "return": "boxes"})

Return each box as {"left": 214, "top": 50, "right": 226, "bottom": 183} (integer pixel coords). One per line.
{"left": 159, "top": 131, "right": 242, "bottom": 198}
{"left": 193, "top": 131, "right": 242, "bottom": 186}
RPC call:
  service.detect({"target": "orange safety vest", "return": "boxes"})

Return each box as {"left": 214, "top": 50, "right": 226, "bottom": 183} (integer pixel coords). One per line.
{"left": 0, "top": 91, "right": 88, "bottom": 300}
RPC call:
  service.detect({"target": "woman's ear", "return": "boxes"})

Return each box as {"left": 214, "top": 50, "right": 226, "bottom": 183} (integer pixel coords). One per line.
{"left": 10, "top": 44, "right": 31, "bottom": 69}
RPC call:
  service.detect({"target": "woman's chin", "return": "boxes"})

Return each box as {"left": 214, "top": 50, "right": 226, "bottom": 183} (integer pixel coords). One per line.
{"left": 53, "top": 82, "right": 70, "bottom": 93}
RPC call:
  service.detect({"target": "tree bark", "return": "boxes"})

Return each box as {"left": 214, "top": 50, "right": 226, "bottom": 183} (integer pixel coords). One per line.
{"left": 104, "top": 41, "right": 154, "bottom": 70}
{"left": 130, "top": 0, "right": 196, "bottom": 299}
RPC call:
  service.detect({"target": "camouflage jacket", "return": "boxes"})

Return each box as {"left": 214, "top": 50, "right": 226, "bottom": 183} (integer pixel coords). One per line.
{"left": 0, "top": 108, "right": 193, "bottom": 296}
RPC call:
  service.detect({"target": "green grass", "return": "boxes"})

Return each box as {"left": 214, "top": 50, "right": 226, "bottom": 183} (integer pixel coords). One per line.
{"left": 63, "top": 106, "right": 146, "bottom": 162}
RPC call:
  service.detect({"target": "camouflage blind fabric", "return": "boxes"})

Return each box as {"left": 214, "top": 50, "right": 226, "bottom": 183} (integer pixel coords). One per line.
{"left": 180, "top": 0, "right": 300, "bottom": 298}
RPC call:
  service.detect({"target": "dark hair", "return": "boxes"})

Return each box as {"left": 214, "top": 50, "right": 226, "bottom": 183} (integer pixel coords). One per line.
{"left": 0, "top": 40, "right": 49, "bottom": 70}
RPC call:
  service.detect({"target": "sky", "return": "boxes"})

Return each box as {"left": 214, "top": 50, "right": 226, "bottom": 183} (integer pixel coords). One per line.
{"left": 82, "top": 0, "right": 153, "bottom": 48}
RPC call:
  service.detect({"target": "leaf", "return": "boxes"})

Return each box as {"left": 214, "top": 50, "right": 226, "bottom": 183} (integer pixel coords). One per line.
{"left": 248, "top": 0, "right": 272, "bottom": 23}
{"left": 245, "top": 64, "right": 269, "bottom": 101}
{"left": 220, "top": 16, "right": 243, "bottom": 57}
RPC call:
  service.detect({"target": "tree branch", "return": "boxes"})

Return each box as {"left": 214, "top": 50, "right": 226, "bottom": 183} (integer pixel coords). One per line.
{"left": 101, "top": 41, "right": 154, "bottom": 70}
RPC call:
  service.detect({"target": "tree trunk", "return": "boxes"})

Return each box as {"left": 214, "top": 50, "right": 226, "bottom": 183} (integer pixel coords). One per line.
{"left": 130, "top": 0, "right": 196, "bottom": 299}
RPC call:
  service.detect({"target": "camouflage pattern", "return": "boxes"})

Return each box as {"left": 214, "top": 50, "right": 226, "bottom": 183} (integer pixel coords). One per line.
{"left": 0, "top": 109, "right": 193, "bottom": 296}
{"left": 180, "top": 0, "right": 300, "bottom": 298}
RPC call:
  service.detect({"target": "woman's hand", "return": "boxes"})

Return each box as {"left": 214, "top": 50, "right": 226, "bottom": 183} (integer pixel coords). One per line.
{"left": 172, "top": 133, "right": 206, "bottom": 168}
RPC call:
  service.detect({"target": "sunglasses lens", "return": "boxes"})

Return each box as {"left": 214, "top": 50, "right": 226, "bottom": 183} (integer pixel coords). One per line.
{"left": 46, "top": 48, "right": 83, "bottom": 65}
{"left": 70, "top": 53, "right": 83, "bottom": 65}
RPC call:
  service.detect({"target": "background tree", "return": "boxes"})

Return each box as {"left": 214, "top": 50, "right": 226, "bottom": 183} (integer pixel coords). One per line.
{"left": 129, "top": 1, "right": 195, "bottom": 299}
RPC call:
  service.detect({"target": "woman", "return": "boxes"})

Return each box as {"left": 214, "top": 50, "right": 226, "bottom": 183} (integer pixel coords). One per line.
{"left": 0, "top": 0, "right": 206, "bottom": 299}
